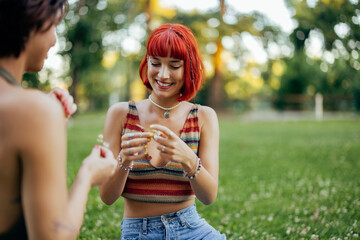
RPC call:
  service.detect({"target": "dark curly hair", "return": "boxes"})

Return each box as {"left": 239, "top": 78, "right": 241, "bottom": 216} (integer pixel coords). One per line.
{"left": 0, "top": 0, "right": 68, "bottom": 58}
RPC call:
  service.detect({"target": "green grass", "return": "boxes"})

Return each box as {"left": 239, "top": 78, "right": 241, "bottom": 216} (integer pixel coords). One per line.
{"left": 67, "top": 112, "right": 360, "bottom": 239}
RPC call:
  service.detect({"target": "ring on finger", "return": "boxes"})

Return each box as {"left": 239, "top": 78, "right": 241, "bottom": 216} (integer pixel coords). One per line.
{"left": 169, "top": 131, "right": 174, "bottom": 137}
{"left": 126, "top": 141, "right": 130, "bottom": 148}
{"left": 162, "top": 146, "right": 166, "bottom": 152}
{"left": 129, "top": 133, "right": 135, "bottom": 140}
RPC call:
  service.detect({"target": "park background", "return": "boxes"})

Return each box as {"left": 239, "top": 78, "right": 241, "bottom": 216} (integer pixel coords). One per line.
{"left": 26, "top": 0, "right": 360, "bottom": 239}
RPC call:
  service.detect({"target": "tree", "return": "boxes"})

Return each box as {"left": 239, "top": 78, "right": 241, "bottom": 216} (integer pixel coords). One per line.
{"left": 285, "top": 0, "right": 360, "bottom": 111}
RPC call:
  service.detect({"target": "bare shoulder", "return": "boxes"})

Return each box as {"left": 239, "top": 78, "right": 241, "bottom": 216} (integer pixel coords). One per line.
{"left": 197, "top": 105, "right": 218, "bottom": 125}
{"left": 15, "top": 89, "right": 63, "bottom": 124}
{"left": 104, "top": 101, "right": 130, "bottom": 131}
{"left": 0, "top": 88, "right": 65, "bottom": 155}
{"left": 106, "top": 102, "right": 129, "bottom": 121}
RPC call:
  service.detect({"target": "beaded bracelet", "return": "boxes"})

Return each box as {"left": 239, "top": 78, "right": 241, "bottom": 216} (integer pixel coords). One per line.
{"left": 117, "top": 153, "right": 133, "bottom": 171}
{"left": 184, "top": 157, "right": 202, "bottom": 179}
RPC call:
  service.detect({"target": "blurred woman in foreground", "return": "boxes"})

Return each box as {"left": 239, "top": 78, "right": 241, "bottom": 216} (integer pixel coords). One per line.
{"left": 0, "top": 1, "right": 117, "bottom": 239}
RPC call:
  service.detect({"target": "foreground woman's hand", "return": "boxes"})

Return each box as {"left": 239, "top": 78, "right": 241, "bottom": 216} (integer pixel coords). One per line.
{"left": 49, "top": 87, "right": 77, "bottom": 118}
{"left": 82, "top": 146, "right": 117, "bottom": 186}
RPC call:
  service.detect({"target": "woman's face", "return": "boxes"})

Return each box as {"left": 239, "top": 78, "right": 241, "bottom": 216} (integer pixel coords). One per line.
{"left": 24, "top": 23, "right": 57, "bottom": 72}
{"left": 147, "top": 55, "right": 184, "bottom": 99}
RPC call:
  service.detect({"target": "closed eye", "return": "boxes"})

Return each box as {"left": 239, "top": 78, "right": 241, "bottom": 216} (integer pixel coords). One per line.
{"left": 170, "top": 65, "right": 182, "bottom": 69}
{"left": 150, "top": 62, "right": 161, "bottom": 67}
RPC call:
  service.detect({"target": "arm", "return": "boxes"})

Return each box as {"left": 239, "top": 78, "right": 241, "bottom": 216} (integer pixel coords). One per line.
{"left": 188, "top": 106, "right": 219, "bottom": 205}
{"left": 20, "top": 92, "right": 116, "bottom": 240}
{"left": 99, "top": 103, "right": 151, "bottom": 205}
{"left": 98, "top": 103, "right": 129, "bottom": 205}
{"left": 150, "top": 106, "right": 219, "bottom": 205}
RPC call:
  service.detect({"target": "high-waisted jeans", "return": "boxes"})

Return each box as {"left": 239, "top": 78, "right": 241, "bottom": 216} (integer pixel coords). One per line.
{"left": 120, "top": 204, "right": 226, "bottom": 240}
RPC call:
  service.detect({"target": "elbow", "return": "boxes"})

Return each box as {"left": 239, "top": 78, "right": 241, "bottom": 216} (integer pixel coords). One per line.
{"left": 200, "top": 192, "right": 218, "bottom": 206}
{"left": 99, "top": 188, "right": 118, "bottom": 205}
{"left": 99, "top": 193, "right": 117, "bottom": 206}
{"left": 102, "top": 197, "right": 116, "bottom": 206}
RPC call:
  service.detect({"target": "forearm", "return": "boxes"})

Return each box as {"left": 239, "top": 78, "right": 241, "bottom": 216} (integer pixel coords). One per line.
{"left": 66, "top": 167, "right": 93, "bottom": 235}
{"left": 99, "top": 166, "right": 128, "bottom": 205}
{"left": 189, "top": 167, "right": 218, "bottom": 205}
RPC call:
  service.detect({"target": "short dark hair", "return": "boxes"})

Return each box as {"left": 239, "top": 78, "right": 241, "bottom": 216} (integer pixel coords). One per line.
{"left": 0, "top": 0, "right": 67, "bottom": 58}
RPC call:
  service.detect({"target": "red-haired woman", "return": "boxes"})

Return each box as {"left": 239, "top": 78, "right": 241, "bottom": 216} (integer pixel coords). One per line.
{"left": 100, "top": 23, "right": 226, "bottom": 239}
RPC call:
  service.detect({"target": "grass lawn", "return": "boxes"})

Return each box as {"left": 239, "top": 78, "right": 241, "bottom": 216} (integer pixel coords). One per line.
{"left": 66, "top": 111, "right": 360, "bottom": 240}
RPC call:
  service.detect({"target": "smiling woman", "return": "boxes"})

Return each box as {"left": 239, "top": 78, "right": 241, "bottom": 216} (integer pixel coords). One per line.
{"left": 99, "top": 23, "right": 226, "bottom": 239}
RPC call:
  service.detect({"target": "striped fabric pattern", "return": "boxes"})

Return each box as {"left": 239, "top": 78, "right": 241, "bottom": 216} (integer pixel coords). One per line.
{"left": 121, "top": 100, "right": 200, "bottom": 203}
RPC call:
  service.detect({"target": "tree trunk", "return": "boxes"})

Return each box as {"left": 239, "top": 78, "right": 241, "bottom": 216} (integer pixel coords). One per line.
{"left": 206, "top": 0, "right": 226, "bottom": 110}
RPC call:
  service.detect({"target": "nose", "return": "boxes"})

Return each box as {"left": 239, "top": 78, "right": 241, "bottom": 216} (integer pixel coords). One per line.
{"left": 50, "top": 27, "right": 57, "bottom": 47}
{"left": 158, "top": 65, "right": 170, "bottom": 79}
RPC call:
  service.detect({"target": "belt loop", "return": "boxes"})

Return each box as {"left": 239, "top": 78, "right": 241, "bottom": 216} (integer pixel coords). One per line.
{"left": 142, "top": 218, "right": 147, "bottom": 235}
{"left": 177, "top": 211, "right": 186, "bottom": 226}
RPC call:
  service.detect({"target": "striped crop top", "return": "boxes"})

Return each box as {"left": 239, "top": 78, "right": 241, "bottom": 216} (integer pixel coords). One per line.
{"left": 121, "top": 100, "right": 200, "bottom": 203}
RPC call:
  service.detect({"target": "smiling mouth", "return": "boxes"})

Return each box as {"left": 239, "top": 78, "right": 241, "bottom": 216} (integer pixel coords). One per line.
{"left": 156, "top": 80, "right": 174, "bottom": 88}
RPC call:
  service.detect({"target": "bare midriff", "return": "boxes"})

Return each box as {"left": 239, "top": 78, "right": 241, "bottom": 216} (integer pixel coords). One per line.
{"left": 123, "top": 198, "right": 195, "bottom": 218}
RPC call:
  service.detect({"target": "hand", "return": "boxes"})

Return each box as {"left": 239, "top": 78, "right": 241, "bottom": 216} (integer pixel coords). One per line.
{"left": 149, "top": 124, "right": 198, "bottom": 172}
{"left": 82, "top": 145, "right": 117, "bottom": 186}
{"left": 119, "top": 132, "right": 153, "bottom": 167}
{"left": 49, "top": 87, "right": 77, "bottom": 118}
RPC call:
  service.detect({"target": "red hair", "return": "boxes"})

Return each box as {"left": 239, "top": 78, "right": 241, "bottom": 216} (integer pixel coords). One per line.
{"left": 139, "top": 23, "right": 204, "bottom": 101}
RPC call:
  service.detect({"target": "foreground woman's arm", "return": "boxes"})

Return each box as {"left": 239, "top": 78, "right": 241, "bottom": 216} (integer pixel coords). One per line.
{"left": 20, "top": 91, "right": 116, "bottom": 240}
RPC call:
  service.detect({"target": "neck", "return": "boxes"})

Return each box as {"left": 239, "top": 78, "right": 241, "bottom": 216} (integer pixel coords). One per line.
{"left": 0, "top": 56, "right": 26, "bottom": 84}
{"left": 148, "top": 94, "right": 180, "bottom": 109}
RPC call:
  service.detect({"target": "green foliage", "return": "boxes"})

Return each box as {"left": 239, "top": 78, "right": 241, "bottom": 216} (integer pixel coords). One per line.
{"left": 284, "top": 0, "right": 360, "bottom": 110}
{"left": 67, "top": 112, "right": 360, "bottom": 239}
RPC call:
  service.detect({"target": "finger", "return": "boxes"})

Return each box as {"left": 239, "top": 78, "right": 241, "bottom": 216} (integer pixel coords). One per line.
{"left": 49, "top": 87, "right": 63, "bottom": 99}
{"left": 124, "top": 146, "right": 147, "bottom": 156}
{"left": 123, "top": 132, "right": 153, "bottom": 141}
{"left": 120, "top": 149, "right": 149, "bottom": 161}
{"left": 121, "top": 138, "right": 149, "bottom": 149}
{"left": 70, "top": 103, "right": 77, "bottom": 115}
{"left": 100, "top": 146, "right": 114, "bottom": 159}
{"left": 91, "top": 145, "right": 101, "bottom": 156}
{"left": 100, "top": 147, "right": 106, "bottom": 158}
{"left": 152, "top": 134, "right": 167, "bottom": 145}
{"left": 150, "top": 124, "right": 174, "bottom": 138}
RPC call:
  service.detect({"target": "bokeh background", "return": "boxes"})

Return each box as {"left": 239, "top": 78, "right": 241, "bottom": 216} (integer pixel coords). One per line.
{"left": 24, "top": 0, "right": 360, "bottom": 118}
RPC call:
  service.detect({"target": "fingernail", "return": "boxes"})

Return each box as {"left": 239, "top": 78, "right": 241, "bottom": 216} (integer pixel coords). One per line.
{"left": 62, "top": 99, "right": 67, "bottom": 105}
{"left": 150, "top": 124, "right": 154, "bottom": 128}
{"left": 100, "top": 148, "right": 106, "bottom": 158}
{"left": 145, "top": 145, "right": 148, "bottom": 148}
{"left": 148, "top": 138, "right": 151, "bottom": 142}
{"left": 144, "top": 151, "right": 148, "bottom": 155}
{"left": 149, "top": 133, "right": 154, "bottom": 138}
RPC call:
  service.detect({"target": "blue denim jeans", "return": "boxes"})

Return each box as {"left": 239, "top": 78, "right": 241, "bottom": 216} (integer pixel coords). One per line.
{"left": 120, "top": 204, "right": 226, "bottom": 240}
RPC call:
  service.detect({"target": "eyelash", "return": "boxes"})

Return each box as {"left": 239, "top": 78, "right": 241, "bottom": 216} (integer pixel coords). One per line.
{"left": 150, "top": 62, "right": 181, "bottom": 69}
